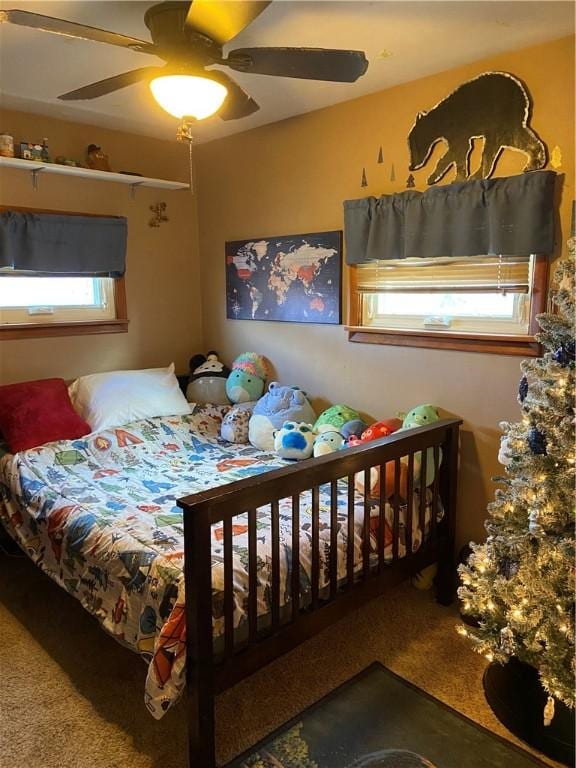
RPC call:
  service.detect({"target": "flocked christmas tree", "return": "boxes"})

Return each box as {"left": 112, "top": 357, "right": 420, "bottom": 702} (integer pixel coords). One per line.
{"left": 458, "top": 232, "right": 575, "bottom": 722}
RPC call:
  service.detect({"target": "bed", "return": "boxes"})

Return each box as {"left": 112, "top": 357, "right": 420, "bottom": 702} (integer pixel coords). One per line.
{"left": 0, "top": 402, "right": 461, "bottom": 767}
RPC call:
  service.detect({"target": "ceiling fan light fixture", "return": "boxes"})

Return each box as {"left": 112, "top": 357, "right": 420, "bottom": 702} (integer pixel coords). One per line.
{"left": 149, "top": 74, "right": 227, "bottom": 120}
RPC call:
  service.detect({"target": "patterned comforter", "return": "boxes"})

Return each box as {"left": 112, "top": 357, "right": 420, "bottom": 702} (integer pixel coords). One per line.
{"left": 0, "top": 406, "right": 435, "bottom": 719}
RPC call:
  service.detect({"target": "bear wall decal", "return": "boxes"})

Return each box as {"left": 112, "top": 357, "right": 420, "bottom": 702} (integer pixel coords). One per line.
{"left": 407, "top": 71, "right": 547, "bottom": 185}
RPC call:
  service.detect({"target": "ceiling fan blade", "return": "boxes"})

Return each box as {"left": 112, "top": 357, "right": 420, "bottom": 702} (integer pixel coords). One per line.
{"left": 58, "top": 67, "right": 164, "bottom": 101}
{"left": 225, "top": 47, "right": 369, "bottom": 82}
{"left": 208, "top": 71, "right": 260, "bottom": 121}
{"left": 0, "top": 9, "right": 158, "bottom": 54}
{"left": 185, "top": 0, "right": 271, "bottom": 46}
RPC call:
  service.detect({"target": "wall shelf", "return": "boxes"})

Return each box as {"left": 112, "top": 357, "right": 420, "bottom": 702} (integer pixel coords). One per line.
{"left": 0, "top": 155, "right": 190, "bottom": 193}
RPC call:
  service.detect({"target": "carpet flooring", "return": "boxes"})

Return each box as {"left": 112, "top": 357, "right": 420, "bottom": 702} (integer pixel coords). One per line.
{"left": 0, "top": 550, "right": 559, "bottom": 768}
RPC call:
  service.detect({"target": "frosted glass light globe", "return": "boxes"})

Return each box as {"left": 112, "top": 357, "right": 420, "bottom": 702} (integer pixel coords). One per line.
{"left": 150, "top": 75, "right": 227, "bottom": 120}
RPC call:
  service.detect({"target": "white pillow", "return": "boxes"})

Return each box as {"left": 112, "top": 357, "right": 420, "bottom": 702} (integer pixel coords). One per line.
{"left": 69, "top": 363, "right": 191, "bottom": 432}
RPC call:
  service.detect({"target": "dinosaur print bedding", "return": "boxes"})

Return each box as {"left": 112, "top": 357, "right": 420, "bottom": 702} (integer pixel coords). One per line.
{"left": 0, "top": 405, "right": 439, "bottom": 719}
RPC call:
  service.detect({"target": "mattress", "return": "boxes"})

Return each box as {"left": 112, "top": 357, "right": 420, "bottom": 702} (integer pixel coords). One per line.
{"left": 0, "top": 405, "right": 439, "bottom": 719}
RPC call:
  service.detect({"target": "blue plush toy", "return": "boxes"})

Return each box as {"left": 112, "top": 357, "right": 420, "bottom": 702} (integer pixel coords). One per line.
{"left": 249, "top": 382, "right": 317, "bottom": 451}
{"left": 274, "top": 421, "right": 315, "bottom": 460}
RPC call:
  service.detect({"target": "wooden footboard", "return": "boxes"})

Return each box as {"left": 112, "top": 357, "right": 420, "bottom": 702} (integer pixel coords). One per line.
{"left": 178, "top": 418, "right": 461, "bottom": 767}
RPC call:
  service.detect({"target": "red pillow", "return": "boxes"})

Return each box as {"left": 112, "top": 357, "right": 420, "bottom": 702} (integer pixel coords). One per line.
{"left": 0, "top": 378, "right": 91, "bottom": 453}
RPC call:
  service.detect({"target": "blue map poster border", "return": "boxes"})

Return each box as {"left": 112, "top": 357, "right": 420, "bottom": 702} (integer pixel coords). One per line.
{"left": 225, "top": 230, "right": 342, "bottom": 325}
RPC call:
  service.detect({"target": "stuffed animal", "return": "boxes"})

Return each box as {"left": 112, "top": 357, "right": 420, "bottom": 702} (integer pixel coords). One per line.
{"left": 220, "top": 402, "right": 254, "bottom": 444}
{"left": 341, "top": 419, "right": 367, "bottom": 441}
{"left": 398, "top": 404, "right": 440, "bottom": 430}
{"left": 221, "top": 353, "right": 270, "bottom": 443}
{"left": 397, "top": 405, "right": 442, "bottom": 488}
{"left": 274, "top": 421, "right": 315, "bottom": 460}
{"left": 354, "top": 454, "right": 409, "bottom": 500}
{"left": 226, "top": 352, "right": 269, "bottom": 404}
{"left": 348, "top": 418, "right": 402, "bottom": 446}
{"left": 314, "top": 404, "right": 365, "bottom": 436}
{"left": 412, "top": 563, "right": 438, "bottom": 590}
{"left": 356, "top": 405, "right": 442, "bottom": 499}
{"left": 351, "top": 418, "right": 405, "bottom": 499}
{"left": 185, "top": 352, "right": 230, "bottom": 405}
{"left": 313, "top": 430, "right": 345, "bottom": 457}
{"left": 249, "top": 383, "right": 316, "bottom": 451}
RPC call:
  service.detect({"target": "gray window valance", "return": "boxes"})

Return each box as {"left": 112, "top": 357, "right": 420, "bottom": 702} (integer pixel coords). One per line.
{"left": 344, "top": 170, "right": 556, "bottom": 265}
{"left": 0, "top": 211, "right": 127, "bottom": 277}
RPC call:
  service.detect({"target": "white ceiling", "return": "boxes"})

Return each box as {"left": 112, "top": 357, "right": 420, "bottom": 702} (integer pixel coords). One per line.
{"left": 0, "top": 0, "right": 574, "bottom": 144}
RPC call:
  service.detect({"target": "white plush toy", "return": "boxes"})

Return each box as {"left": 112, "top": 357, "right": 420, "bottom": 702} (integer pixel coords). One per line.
{"left": 274, "top": 421, "right": 315, "bottom": 460}
{"left": 220, "top": 402, "right": 255, "bottom": 444}
{"left": 313, "top": 430, "right": 345, "bottom": 457}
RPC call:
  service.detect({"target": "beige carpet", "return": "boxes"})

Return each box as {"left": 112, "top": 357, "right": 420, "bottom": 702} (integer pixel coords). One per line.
{"left": 0, "top": 551, "right": 559, "bottom": 768}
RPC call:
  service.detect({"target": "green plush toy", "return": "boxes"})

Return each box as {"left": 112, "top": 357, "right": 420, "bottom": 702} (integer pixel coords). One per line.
{"left": 397, "top": 404, "right": 442, "bottom": 487}
{"left": 399, "top": 404, "right": 440, "bottom": 428}
{"left": 313, "top": 404, "right": 364, "bottom": 437}
{"left": 226, "top": 352, "right": 269, "bottom": 404}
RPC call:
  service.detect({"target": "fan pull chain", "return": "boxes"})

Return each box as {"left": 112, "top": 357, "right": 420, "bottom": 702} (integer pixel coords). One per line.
{"left": 176, "top": 116, "right": 195, "bottom": 195}
{"left": 188, "top": 137, "right": 194, "bottom": 194}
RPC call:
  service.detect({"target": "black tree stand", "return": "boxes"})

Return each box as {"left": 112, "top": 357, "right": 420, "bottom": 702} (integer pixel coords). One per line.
{"left": 483, "top": 658, "right": 575, "bottom": 766}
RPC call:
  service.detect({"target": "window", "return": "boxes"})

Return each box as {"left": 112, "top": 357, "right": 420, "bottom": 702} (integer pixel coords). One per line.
{"left": 348, "top": 255, "right": 547, "bottom": 356}
{"left": 0, "top": 206, "right": 128, "bottom": 340}
{"left": 0, "top": 274, "right": 128, "bottom": 339}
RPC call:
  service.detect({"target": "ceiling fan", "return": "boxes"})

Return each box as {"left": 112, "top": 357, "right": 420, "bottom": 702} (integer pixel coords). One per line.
{"left": 0, "top": 1, "right": 369, "bottom": 122}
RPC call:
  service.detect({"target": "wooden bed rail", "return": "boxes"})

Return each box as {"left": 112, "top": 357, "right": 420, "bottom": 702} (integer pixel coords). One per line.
{"left": 178, "top": 417, "right": 462, "bottom": 768}
{"left": 179, "top": 418, "right": 460, "bottom": 521}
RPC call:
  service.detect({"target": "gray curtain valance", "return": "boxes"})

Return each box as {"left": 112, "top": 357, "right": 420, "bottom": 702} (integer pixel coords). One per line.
{"left": 344, "top": 170, "right": 556, "bottom": 265}
{"left": 0, "top": 211, "right": 127, "bottom": 277}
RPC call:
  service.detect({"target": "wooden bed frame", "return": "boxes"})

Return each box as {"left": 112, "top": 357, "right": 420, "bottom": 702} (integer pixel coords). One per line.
{"left": 178, "top": 417, "right": 462, "bottom": 767}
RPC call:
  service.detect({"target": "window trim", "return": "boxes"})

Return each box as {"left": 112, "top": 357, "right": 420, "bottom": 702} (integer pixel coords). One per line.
{"left": 0, "top": 205, "right": 128, "bottom": 341}
{"left": 346, "top": 254, "right": 548, "bottom": 356}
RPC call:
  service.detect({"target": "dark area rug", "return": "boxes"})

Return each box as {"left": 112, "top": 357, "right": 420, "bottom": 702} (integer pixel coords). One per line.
{"left": 229, "top": 663, "right": 547, "bottom": 768}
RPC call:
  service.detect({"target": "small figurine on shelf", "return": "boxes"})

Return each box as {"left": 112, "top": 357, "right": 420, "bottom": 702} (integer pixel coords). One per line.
{"left": 19, "top": 142, "right": 43, "bottom": 160}
{"left": 41, "top": 138, "right": 50, "bottom": 163}
{"left": 0, "top": 133, "right": 15, "bottom": 158}
{"left": 86, "top": 144, "right": 111, "bottom": 172}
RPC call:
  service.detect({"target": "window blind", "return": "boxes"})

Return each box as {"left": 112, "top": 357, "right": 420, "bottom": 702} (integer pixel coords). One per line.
{"left": 355, "top": 256, "right": 532, "bottom": 294}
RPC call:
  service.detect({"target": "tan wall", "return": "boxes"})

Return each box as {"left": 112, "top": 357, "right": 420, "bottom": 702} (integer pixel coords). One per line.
{"left": 195, "top": 36, "right": 575, "bottom": 549}
{"left": 0, "top": 110, "right": 201, "bottom": 383}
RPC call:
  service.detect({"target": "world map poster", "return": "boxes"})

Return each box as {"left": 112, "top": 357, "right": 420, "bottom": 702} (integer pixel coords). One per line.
{"left": 225, "top": 231, "right": 342, "bottom": 324}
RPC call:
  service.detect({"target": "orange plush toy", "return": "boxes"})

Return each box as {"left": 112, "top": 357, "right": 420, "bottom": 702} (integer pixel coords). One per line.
{"left": 356, "top": 458, "right": 409, "bottom": 500}
{"left": 347, "top": 418, "right": 402, "bottom": 447}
